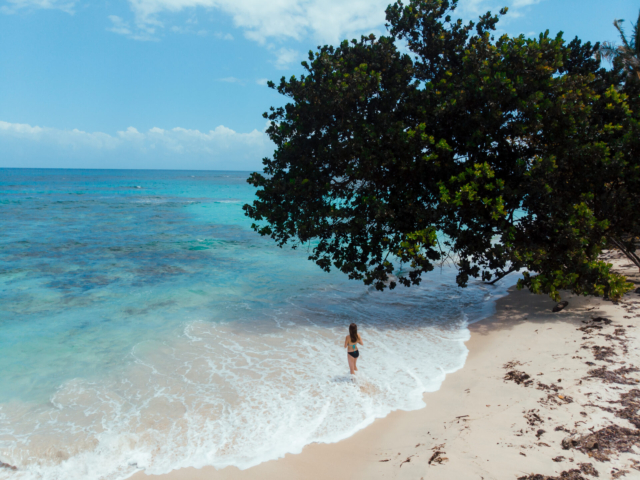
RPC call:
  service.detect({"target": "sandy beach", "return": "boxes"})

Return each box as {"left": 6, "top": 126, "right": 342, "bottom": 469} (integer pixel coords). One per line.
{"left": 4, "top": 2, "right": 639, "bottom": 478}
{"left": 136, "top": 252, "right": 640, "bottom": 480}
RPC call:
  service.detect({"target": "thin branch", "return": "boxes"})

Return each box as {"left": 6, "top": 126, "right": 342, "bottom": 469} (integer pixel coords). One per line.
{"left": 609, "top": 237, "right": 640, "bottom": 270}
{"left": 613, "top": 237, "right": 640, "bottom": 265}
{"left": 486, "top": 266, "right": 517, "bottom": 285}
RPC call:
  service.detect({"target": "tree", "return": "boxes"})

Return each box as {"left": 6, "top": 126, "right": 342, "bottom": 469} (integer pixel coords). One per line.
{"left": 244, "top": 0, "right": 639, "bottom": 301}
{"left": 599, "top": 11, "right": 640, "bottom": 81}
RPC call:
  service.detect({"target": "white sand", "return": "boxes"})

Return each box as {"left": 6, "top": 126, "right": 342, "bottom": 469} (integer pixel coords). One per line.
{"left": 135, "top": 253, "right": 640, "bottom": 480}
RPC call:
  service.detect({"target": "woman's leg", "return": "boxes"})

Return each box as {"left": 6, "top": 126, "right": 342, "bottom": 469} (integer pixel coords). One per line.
{"left": 348, "top": 354, "right": 355, "bottom": 374}
{"left": 354, "top": 355, "right": 358, "bottom": 371}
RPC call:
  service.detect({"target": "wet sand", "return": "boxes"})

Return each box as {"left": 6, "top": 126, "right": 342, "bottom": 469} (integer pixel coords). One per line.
{"left": 136, "top": 251, "right": 640, "bottom": 480}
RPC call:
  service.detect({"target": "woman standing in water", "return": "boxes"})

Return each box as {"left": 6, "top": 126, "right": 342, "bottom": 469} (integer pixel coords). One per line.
{"left": 344, "top": 323, "right": 363, "bottom": 374}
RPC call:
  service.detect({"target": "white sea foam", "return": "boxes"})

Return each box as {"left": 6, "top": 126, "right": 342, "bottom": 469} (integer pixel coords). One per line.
{"left": 0, "top": 276, "right": 513, "bottom": 480}
{"left": 0, "top": 168, "right": 520, "bottom": 480}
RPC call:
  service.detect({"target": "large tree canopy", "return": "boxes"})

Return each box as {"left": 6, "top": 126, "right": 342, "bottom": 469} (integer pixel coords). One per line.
{"left": 244, "top": 0, "right": 640, "bottom": 301}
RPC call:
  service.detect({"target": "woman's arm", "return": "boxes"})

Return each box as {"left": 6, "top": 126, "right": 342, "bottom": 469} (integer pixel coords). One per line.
{"left": 344, "top": 336, "right": 348, "bottom": 348}
{"left": 358, "top": 334, "right": 364, "bottom": 346}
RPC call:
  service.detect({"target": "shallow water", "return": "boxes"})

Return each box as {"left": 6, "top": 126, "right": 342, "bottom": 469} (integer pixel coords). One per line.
{"left": 0, "top": 169, "right": 512, "bottom": 479}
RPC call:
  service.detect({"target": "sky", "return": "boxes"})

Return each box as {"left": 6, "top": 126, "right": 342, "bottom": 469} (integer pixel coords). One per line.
{"left": 0, "top": 0, "right": 637, "bottom": 171}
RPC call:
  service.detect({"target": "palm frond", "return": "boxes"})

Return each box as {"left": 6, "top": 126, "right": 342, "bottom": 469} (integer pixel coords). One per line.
{"left": 633, "top": 10, "right": 640, "bottom": 54}
{"left": 614, "top": 19, "right": 632, "bottom": 50}
{"left": 599, "top": 42, "right": 619, "bottom": 62}
{"left": 627, "top": 55, "right": 640, "bottom": 70}
{"left": 599, "top": 14, "right": 640, "bottom": 81}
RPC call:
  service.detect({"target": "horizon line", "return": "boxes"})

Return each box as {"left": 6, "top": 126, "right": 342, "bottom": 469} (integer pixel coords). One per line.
{"left": 0, "top": 167, "right": 259, "bottom": 173}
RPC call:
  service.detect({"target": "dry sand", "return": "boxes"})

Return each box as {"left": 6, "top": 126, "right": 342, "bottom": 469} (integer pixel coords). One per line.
{"left": 136, "top": 252, "right": 640, "bottom": 480}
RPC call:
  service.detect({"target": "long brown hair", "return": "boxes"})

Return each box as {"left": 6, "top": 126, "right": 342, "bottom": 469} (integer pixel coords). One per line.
{"left": 349, "top": 323, "right": 358, "bottom": 343}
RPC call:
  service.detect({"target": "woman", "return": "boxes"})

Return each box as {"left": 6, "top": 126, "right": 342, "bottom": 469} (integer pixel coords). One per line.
{"left": 344, "top": 323, "right": 363, "bottom": 375}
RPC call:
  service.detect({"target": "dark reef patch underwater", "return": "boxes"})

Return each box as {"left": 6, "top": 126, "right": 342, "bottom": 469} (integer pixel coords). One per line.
{"left": 0, "top": 169, "right": 512, "bottom": 480}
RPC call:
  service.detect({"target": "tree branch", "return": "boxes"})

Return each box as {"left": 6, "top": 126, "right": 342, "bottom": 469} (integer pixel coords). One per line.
{"left": 487, "top": 266, "right": 517, "bottom": 285}
{"left": 609, "top": 237, "right": 640, "bottom": 271}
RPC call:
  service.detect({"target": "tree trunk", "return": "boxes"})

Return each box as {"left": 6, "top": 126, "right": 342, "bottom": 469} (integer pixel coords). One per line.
{"left": 609, "top": 237, "right": 640, "bottom": 272}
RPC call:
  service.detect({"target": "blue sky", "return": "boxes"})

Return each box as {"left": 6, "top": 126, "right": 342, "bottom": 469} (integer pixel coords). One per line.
{"left": 0, "top": 0, "right": 637, "bottom": 171}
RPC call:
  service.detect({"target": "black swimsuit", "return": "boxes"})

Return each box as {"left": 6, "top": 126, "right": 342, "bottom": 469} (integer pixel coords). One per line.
{"left": 348, "top": 339, "right": 360, "bottom": 358}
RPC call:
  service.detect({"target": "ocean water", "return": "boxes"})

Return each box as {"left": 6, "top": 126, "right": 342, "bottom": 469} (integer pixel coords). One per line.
{"left": 0, "top": 169, "right": 512, "bottom": 480}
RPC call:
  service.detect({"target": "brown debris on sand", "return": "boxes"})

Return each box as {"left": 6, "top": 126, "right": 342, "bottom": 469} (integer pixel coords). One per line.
{"left": 524, "top": 409, "right": 544, "bottom": 426}
{"left": 592, "top": 317, "right": 613, "bottom": 325}
{"left": 584, "top": 388, "right": 640, "bottom": 431}
{"left": 517, "top": 470, "right": 587, "bottom": 480}
{"left": 537, "top": 381, "right": 563, "bottom": 392}
{"left": 610, "top": 469, "right": 629, "bottom": 479}
{"left": 562, "top": 437, "right": 577, "bottom": 450}
{"left": 508, "top": 272, "right": 640, "bottom": 479}
{"left": 505, "top": 370, "right": 534, "bottom": 386}
{"left": 615, "top": 389, "right": 640, "bottom": 429}
{"left": 591, "top": 346, "right": 616, "bottom": 361}
{"left": 0, "top": 462, "right": 17, "bottom": 471}
{"left": 563, "top": 425, "right": 640, "bottom": 462}
{"left": 587, "top": 366, "right": 640, "bottom": 385}
{"left": 577, "top": 463, "right": 599, "bottom": 477}
{"left": 578, "top": 324, "right": 603, "bottom": 334}
{"left": 578, "top": 317, "right": 613, "bottom": 333}
{"left": 539, "top": 392, "right": 574, "bottom": 407}
{"left": 428, "top": 450, "right": 447, "bottom": 465}
{"left": 504, "top": 360, "right": 524, "bottom": 369}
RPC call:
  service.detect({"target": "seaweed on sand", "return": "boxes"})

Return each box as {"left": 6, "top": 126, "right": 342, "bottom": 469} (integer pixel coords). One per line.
{"left": 591, "top": 346, "right": 617, "bottom": 361}
{"left": 505, "top": 370, "right": 534, "bottom": 386}
{"left": 615, "top": 389, "right": 640, "bottom": 429}
{"left": 562, "top": 425, "right": 640, "bottom": 462}
{"left": 591, "top": 317, "right": 613, "bottom": 325}
{"left": 587, "top": 366, "right": 640, "bottom": 385}
{"left": 517, "top": 470, "right": 587, "bottom": 480}
{"left": 577, "top": 463, "right": 599, "bottom": 477}
{"left": 524, "top": 409, "right": 544, "bottom": 426}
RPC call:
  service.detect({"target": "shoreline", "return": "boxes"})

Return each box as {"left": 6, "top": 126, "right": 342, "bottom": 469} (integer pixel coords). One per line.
{"left": 135, "top": 252, "right": 640, "bottom": 480}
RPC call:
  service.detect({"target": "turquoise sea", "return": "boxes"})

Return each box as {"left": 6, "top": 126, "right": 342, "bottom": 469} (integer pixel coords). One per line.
{"left": 0, "top": 169, "right": 511, "bottom": 480}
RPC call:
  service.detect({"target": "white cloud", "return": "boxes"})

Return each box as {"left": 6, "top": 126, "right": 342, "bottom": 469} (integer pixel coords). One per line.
{"left": 107, "top": 13, "right": 159, "bottom": 40}
{"left": 273, "top": 47, "right": 299, "bottom": 70}
{"left": 120, "top": 0, "right": 545, "bottom": 45}
{"left": 214, "top": 32, "right": 233, "bottom": 40}
{"left": 256, "top": 78, "right": 269, "bottom": 86}
{"left": 512, "top": 0, "right": 544, "bottom": 7}
{"left": 106, "top": 0, "right": 550, "bottom": 66}
{"left": 1, "top": 0, "right": 78, "bottom": 14}
{"left": 457, "top": 0, "right": 547, "bottom": 19}
{"left": 0, "top": 120, "right": 272, "bottom": 170}
{"left": 107, "top": 15, "right": 132, "bottom": 36}
{"left": 0, "top": 121, "right": 120, "bottom": 149}
{"left": 122, "top": 0, "right": 391, "bottom": 44}
{"left": 2, "top": 0, "right": 547, "bottom": 39}
{"left": 170, "top": 24, "right": 207, "bottom": 35}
